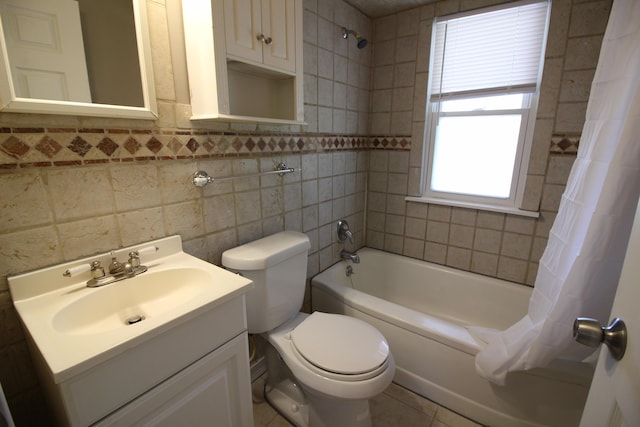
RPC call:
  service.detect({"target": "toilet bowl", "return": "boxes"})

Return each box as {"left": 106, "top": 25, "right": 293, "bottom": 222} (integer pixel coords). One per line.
{"left": 222, "top": 231, "right": 395, "bottom": 427}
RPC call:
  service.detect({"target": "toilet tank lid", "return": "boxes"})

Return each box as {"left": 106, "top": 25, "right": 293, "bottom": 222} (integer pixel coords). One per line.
{"left": 222, "top": 231, "right": 311, "bottom": 270}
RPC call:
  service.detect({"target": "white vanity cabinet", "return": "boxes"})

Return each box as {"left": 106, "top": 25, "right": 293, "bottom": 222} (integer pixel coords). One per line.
{"left": 94, "top": 333, "right": 250, "bottom": 426}
{"left": 223, "top": 0, "right": 296, "bottom": 73}
{"left": 182, "top": 0, "right": 304, "bottom": 124}
{"left": 9, "top": 235, "right": 254, "bottom": 427}
{"left": 48, "top": 297, "right": 253, "bottom": 427}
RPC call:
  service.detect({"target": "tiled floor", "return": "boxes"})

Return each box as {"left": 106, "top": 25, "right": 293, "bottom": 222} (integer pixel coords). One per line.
{"left": 252, "top": 378, "right": 483, "bottom": 427}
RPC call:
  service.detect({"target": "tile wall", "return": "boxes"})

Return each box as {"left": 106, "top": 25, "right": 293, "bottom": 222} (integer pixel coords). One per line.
{"left": 0, "top": 0, "right": 612, "bottom": 422}
{"left": 365, "top": 0, "right": 611, "bottom": 284}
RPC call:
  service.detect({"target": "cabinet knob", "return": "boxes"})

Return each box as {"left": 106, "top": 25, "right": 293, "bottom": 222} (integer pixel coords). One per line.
{"left": 257, "top": 33, "right": 273, "bottom": 45}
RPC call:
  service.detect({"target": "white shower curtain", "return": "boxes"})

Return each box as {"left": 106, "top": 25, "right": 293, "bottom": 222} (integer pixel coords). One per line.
{"left": 472, "top": 0, "right": 640, "bottom": 385}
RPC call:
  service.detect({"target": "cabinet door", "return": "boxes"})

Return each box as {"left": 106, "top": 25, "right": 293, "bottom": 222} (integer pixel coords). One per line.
{"left": 94, "top": 334, "right": 253, "bottom": 427}
{"left": 223, "top": 0, "right": 263, "bottom": 65}
{"left": 260, "top": 0, "right": 296, "bottom": 73}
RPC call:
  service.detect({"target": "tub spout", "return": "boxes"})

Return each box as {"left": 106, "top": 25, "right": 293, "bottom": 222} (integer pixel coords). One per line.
{"left": 340, "top": 249, "right": 360, "bottom": 263}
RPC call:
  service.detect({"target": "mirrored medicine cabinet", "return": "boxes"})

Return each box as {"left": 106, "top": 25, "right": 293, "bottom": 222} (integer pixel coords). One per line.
{"left": 0, "top": 0, "right": 157, "bottom": 119}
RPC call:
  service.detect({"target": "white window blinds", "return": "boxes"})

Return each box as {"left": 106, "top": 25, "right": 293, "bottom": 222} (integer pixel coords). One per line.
{"left": 431, "top": 0, "right": 549, "bottom": 97}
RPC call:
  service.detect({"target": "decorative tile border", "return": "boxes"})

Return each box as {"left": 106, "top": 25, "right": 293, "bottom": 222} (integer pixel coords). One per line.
{"left": 550, "top": 135, "right": 580, "bottom": 154}
{"left": 0, "top": 127, "right": 412, "bottom": 169}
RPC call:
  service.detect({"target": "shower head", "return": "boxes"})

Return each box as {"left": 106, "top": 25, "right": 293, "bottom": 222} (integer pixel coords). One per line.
{"left": 342, "top": 27, "right": 368, "bottom": 49}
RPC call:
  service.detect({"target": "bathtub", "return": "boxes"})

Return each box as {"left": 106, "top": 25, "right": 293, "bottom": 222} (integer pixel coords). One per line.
{"left": 311, "top": 248, "right": 593, "bottom": 427}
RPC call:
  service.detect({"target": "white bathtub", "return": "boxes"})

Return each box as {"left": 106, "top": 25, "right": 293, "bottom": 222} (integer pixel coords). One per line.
{"left": 311, "top": 248, "right": 592, "bottom": 427}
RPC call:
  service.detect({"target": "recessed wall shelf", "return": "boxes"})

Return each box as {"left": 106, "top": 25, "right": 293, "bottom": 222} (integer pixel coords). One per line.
{"left": 182, "top": 0, "right": 304, "bottom": 125}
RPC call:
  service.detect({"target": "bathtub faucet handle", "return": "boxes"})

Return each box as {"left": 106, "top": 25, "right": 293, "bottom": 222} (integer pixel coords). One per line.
{"left": 337, "top": 219, "right": 354, "bottom": 244}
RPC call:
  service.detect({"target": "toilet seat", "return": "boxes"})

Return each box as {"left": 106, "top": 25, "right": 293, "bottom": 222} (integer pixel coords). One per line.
{"left": 290, "top": 312, "right": 390, "bottom": 381}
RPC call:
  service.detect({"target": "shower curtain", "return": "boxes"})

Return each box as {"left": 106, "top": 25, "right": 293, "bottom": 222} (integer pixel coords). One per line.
{"left": 472, "top": 0, "right": 640, "bottom": 385}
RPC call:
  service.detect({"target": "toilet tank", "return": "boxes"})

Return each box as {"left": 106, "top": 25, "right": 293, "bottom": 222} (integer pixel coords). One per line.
{"left": 221, "top": 231, "right": 311, "bottom": 333}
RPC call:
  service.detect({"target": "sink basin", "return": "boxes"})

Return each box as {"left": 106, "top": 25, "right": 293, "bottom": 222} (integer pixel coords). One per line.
{"left": 52, "top": 268, "right": 213, "bottom": 335}
{"left": 8, "top": 235, "right": 253, "bottom": 383}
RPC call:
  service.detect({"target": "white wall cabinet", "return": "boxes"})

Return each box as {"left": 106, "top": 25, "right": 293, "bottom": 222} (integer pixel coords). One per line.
{"left": 182, "top": 0, "right": 304, "bottom": 124}
{"left": 224, "top": 0, "right": 296, "bottom": 73}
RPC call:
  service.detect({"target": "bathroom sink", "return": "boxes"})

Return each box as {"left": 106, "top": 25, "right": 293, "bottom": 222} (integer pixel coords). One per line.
{"left": 8, "top": 235, "right": 253, "bottom": 383}
{"left": 52, "top": 268, "right": 214, "bottom": 335}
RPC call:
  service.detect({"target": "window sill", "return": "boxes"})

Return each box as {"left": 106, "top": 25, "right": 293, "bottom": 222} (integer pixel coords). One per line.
{"left": 405, "top": 196, "right": 540, "bottom": 218}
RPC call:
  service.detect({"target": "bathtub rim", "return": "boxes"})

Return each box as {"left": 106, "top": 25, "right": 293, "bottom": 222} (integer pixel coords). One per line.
{"left": 310, "top": 248, "right": 594, "bottom": 386}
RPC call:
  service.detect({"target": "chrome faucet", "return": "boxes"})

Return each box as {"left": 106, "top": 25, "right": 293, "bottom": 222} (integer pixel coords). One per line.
{"left": 337, "top": 219, "right": 354, "bottom": 244}
{"left": 87, "top": 250, "right": 148, "bottom": 287}
{"left": 340, "top": 249, "right": 360, "bottom": 263}
{"left": 337, "top": 219, "right": 360, "bottom": 263}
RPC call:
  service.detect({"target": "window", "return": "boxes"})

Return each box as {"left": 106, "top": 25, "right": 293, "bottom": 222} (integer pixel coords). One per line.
{"left": 421, "top": 0, "right": 550, "bottom": 213}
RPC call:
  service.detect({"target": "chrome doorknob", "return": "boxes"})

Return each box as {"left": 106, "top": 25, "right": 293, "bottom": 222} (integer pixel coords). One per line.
{"left": 573, "top": 317, "right": 627, "bottom": 360}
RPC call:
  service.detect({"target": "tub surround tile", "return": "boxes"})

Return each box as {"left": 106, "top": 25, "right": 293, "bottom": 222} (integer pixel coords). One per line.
{"left": 497, "top": 256, "right": 529, "bottom": 283}
{"left": 471, "top": 252, "right": 499, "bottom": 277}
{"left": 446, "top": 246, "right": 472, "bottom": 270}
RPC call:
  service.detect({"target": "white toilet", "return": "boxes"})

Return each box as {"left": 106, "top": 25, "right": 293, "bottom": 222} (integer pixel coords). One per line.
{"left": 222, "top": 231, "right": 394, "bottom": 427}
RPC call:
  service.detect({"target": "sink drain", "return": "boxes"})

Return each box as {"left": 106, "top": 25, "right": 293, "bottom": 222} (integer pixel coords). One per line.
{"left": 125, "top": 315, "right": 145, "bottom": 325}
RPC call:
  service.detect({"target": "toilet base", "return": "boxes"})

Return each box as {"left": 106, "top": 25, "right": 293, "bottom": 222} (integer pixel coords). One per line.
{"left": 265, "top": 378, "right": 308, "bottom": 427}
{"left": 306, "top": 394, "right": 372, "bottom": 427}
{"left": 263, "top": 336, "right": 373, "bottom": 427}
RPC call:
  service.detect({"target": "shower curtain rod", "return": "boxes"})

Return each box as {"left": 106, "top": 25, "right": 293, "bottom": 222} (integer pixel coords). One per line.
{"left": 192, "top": 163, "right": 297, "bottom": 187}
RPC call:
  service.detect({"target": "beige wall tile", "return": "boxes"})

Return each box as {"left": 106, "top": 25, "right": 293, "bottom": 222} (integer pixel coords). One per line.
{"left": 473, "top": 228, "right": 502, "bottom": 254}
{"left": 204, "top": 194, "right": 236, "bottom": 233}
{"left": 0, "top": 227, "right": 61, "bottom": 276}
{"left": 569, "top": 1, "right": 612, "bottom": 37}
{"left": 58, "top": 215, "right": 119, "bottom": 259}
{"left": 546, "top": 0, "right": 571, "bottom": 58}
{"left": 446, "top": 246, "right": 471, "bottom": 270}
{"left": 117, "top": 207, "right": 165, "bottom": 246}
{"left": 449, "top": 224, "right": 474, "bottom": 249}
{"left": 384, "top": 233, "right": 404, "bottom": 254}
{"left": 564, "top": 36, "right": 605, "bottom": 71}
{"left": 426, "top": 220, "right": 449, "bottom": 244}
{"left": 164, "top": 200, "right": 203, "bottom": 240}
{"left": 112, "top": 164, "right": 162, "bottom": 212}
{"left": 451, "top": 208, "right": 476, "bottom": 226}
{"left": 555, "top": 102, "right": 588, "bottom": 133}
{"left": 405, "top": 217, "right": 426, "bottom": 239}
{"left": 424, "top": 241, "right": 446, "bottom": 264}
{"left": 0, "top": 172, "right": 51, "bottom": 230}
{"left": 501, "top": 232, "right": 533, "bottom": 260}
{"left": 235, "top": 191, "right": 262, "bottom": 225}
{"left": 497, "top": 256, "right": 528, "bottom": 283}
{"left": 546, "top": 155, "right": 576, "bottom": 185}
{"left": 48, "top": 167, "right": 113, "bottom": 221}
{"left": 261, "top": 187, "right": 284, "bottom": 218}
{"left": 471, "top": 251, "right": 498, "bottom": 277}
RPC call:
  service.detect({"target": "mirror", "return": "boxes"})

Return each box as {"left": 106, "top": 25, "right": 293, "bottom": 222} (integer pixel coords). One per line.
{"left": 0, "top": 0, "right": 157, "bottom": 119}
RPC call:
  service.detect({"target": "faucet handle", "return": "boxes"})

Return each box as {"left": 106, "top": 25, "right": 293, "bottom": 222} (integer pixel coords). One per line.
{"left": 337, "top": 219, "right": 354, "bottom": 244}
{"left": 128, "top": 251, "right": 141, "bottom": 269}
{"left": 108, "top": 251, "right": 124, "bottom": 275}
{"left": 91, "top": 261, "right": 106, "bottom": 279}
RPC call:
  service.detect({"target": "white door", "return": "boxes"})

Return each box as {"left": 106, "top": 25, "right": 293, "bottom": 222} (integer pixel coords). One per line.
{"left": 579, "top": 195, "right": 640, "bottom": 427}
{"left": 0, "top": 0, "right": 91, "bottom": 102}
